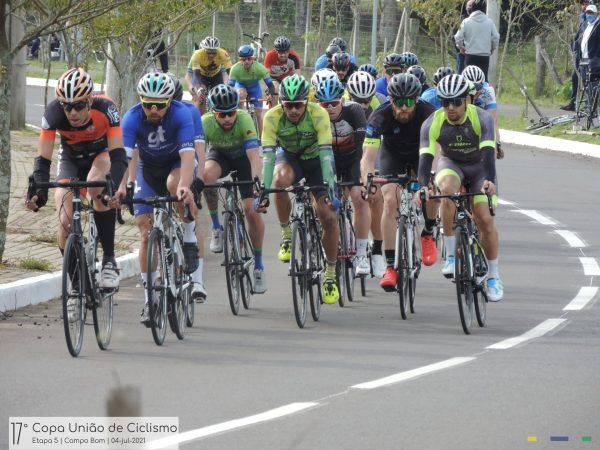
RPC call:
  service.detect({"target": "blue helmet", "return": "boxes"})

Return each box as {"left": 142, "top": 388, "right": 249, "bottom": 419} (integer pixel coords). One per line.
{"left": 238, "top": 45, "right": 254, "bottom": 58}
{"left": 314, "top": 77, "right": 344, "bottom": 102}
{"left": 358, "top": 64, "right": 378, "bottom": 79}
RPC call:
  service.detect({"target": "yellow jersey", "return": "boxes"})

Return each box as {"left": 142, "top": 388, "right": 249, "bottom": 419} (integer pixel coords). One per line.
{"left": 187, "top": 48, "right": 233, "bottom": 78}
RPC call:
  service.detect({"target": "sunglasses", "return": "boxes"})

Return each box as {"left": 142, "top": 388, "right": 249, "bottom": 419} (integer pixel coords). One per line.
{"left": 215, "top": 110, "right": 237, "bottom": 118}
{"left": 392, "top": 97, "right": 416, "bottom": 108}
{"left": 474, "top": 83, "right": 483, "bottom": 92}
{"left": 206, "top": 50, "right": 218, "bottom": 56}
{"left": 60, "top": 101, "right": 88, "bottom": 112}
{"left": 319, "top": 99, "right": 342, "bottom": 108}
{"left": 141, "top": 99, "right": 169, "bottom": 110}
{"left": 350, "top": 95, "right": 371, "bottom": 105}
{"left": 385, "top": 68, "right": 403, "bottom": 76}
{"left": 441, "top": 97, "right": 465, "bottom": 108}
{"left": 240, "top": 57, "right": 253, "bottom": 62}
{"left": 282, "top": 100, "right": 307, "bottom": 110}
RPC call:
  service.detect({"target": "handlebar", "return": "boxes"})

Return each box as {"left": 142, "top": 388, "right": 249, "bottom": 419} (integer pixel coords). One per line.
{"left": 422, "top": 191, "right": 495, "bottom": 218}
{"left": 242, "top": 32, "right": 269, "bottom": 43}
{"left": 121, "top": 192, "right": 194, "bottom": 221}
{"left": 27, "top": 174, "right": 114, "bottom": 202}
{"left": 362, "top": 172, "right": 411, "bottom": 200}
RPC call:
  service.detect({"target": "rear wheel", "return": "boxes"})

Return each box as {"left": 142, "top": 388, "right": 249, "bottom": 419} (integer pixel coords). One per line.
{"left": 62, "top": 234, "right": 86, "bottom": 357}
{"left": 147, "top": 228, "right": 168, "bottom": 346}
{"left": 290, "top": 221, "right": 309, "bottom": 328}
{"left": 223, "top": 212, "right": 242, "bottom": 315}
{"left": 455, "top": 228, "right": 474, "bottom": 335}
{"left": 396, "top": 216, "right": 409, "bottom": 320}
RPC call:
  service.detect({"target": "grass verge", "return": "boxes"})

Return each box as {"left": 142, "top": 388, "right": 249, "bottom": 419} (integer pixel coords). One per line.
{"left": 499, "top": 114, "right": 600, "bottom": 145}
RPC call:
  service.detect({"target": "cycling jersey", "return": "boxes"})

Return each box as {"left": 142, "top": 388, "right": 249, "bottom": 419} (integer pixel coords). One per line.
{"left": 314, "top": 53, "right": 357, "bottom": 70}
{"left": 264, "top": 49, "right": 301, "bottom": 82}
{"left": 375, "top": 76, "right": 389, "bottom": 97}
{"left": 122, "top": 100, "right": 195, "bottom": 166}
{"left": 417, "top": 104, "right": 496, "bottom": 188}
{"left": 473, "top": 82, "right": 497, "bottom": 110}
{"left": 342, "top": 92, "right": 386, "bottom": 119}
{"left": 420, "top": 87, "right": 441, "bottom": 109}
{"left": 330, "top": 102, "right": 366, "bottom": 157}
{"left": 187, "top": 48, "right": 232, "bottom": 77}
{"left": 183, "top": 101, "right": 205, "bottom": 143}
{"left": 228, "top": 61, "right": 272, "bottom": 87}
{"left": 334, "top": 63, "right": 358, "bottom": 86}
{"left": 201, "top": 109, "right": 259, "bottom": 159}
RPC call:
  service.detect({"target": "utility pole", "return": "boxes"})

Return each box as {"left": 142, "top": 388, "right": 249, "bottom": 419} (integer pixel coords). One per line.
{"left": 487, "top": 0, "right": 500, "bottom": 85}
{"left": 370, "top": 0, "right": 378, "bottom": 65}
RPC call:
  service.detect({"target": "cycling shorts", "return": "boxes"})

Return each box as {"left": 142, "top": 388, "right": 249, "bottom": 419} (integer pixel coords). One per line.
{"left": 380, "top": 147, "right": 419, "bottom": 178}
{"left": 56, "top": 146, "right": 108, "bottom": 182}
{"left": 335, "top": 153, "right": 361, "bottom": 184}
{"left": 134, "top": 159, "right": 181, "bottom": 216}
{"left": 206, "top": 149, "right": 254, "bottom": 199}
{"left": 275, "top": 150, "right": 326, "bottom": 199}
{"left": 434, "top": 156, "right": 498, "bottom": 206}
{"left": 234, "top": 81, "right": 262, "bottom": 107}
{"left": 198, "top": 72, "right": 225, "bottom": 90}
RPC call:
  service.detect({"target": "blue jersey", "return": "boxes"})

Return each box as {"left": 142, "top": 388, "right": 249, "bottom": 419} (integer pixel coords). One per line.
{"left": 314, "top": 53, "right": 357, "bottom": 70}
{"left": 122, "top": 100, "right": 195, "bottom": 166}
{"left": 183, "top": 101, "right": 205, "bottom": 142}
{"left": 474, "top": 82, "right": 497, "bottom": 110}
{"left": 375, "top": 76, "right": 388, "bottom": 97}
{"left": 421, "top": 87, "right": 441, "bottom": 109}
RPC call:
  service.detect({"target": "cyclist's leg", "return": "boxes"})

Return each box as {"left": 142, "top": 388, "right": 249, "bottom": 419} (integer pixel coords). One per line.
{"left": 54, "top": 148, "right": 80, "bottom": 250}
{"left": 273, "top": 150, "right": 298, "bottom": 238}
{"left": 435, "top": 158, "right": 463, "bottom": 275}
{"left": 379, "top": 149, "right": 404, "bottom": 271}
{"left": 204, "top": 151, "right": 226, "bottom": 252}
{"left": 197, "top": 73, "right": 212, "bottom": 115}
{"left": 247, "top": 83, "right": 264, "bottom": 135}
{"left": 236, "top": 83, "right": 248, "bottom": 103}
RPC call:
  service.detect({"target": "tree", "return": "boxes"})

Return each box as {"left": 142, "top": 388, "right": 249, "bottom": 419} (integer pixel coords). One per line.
{"left": 412, "top": 0, "right": 462, "bottom": 66}
{"left": 0, "top": 0, "right": 129, "bottom": 262}
{"left": 379, "top": 0, "right": 398, "bottom": 49}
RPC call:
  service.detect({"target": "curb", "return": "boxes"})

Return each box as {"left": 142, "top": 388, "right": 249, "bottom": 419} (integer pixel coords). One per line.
{"left": 500, "top": 129, "right": 600, "bottom": 159}
{"left": 0, "top": 252, "right": 139, "bottom": 313}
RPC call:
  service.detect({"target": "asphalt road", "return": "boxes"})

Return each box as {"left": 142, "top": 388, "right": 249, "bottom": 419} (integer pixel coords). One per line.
{"left": 2, "top": 86, "right": 599, "bottom": 449}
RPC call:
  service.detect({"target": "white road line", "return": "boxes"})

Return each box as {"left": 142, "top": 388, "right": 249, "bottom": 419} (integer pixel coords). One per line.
{"left": 497, "top": 198, "right": 515, "bottom": 206}
{"left": 145, "top": 402, "right": 319, "bottom": 449}
{"left": 563, "top": 287, "right": 599, "bottom": 311}
{"left": 513, "top": 209, "right": 556, "bottom": 226}
{"left": 579, "top": 257, "right": 600, "bottom": 276}
{"left": 487, "top": 319, "right": 567, "bottom": 350}
{"left": 351, "top": 357, "right": 475, "bottom": 390}
{"left": 554, "top": 230, "right": 587, "bottom": 248}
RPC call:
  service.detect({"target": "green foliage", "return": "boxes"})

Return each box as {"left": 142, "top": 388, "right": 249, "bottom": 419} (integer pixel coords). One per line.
{"left": 412, "top": 0, "right": 462, "bottom": 36}
{"left": 19, "top": 258, "right": 53, "bottom": 271}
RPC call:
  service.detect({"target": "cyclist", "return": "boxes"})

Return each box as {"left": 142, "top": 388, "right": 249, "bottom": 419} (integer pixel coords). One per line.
{"left": 421, "top": 66, "right": 455, "bottom": 109}
{"left": 26, "top": 68, "right": 127, "bottom": 289}
{"left": 330, "top": 51, "right": 358, "bottom": 87}
{"left": 314, "top": 76, "right": 371, "bottom": 275}
{"left": 315, "top": 37, "right": 357, "bottom": 70}
{"left": 461, "top": 65, "right": 503, "bottom": 159}
{"left": 308, "top": 68, "right": 337, "bottom": 103}
{"left": 360, "top": 74, "right": 438, "bottom": 291}
{"left": 417, "top": 74, "right": 503, "bottom": 302}
{"left": 258, "top": 74, "right": 341, "bottom": 304}
{"left": 201, "top": 84, "right": 267, "bottom": 293}
{"left": 400, "top": 51, "right": 419, "bottom": 68}
{"left": 375, "top": 53, "right": 406, "bottom": 97}
{"left": 264, "top": 36, "right": 302, "bottom": 87}
{"left": 121, "top": 73, "right": 200, "bottom": 323}
{"left": 185, "top": 36, "right": 233, "bottom": 115}
{"left": 407, "top": 65, "right": 430, "bottom": 94}
{"left": 358, "top": 63, "right": 379, "bottom": 80}
{"left": 228, "top": 44, "right": 276, "bottom": 136}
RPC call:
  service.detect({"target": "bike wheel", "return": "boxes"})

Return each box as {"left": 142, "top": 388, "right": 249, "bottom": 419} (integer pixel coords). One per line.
{"left": 308, "top": 225, "right": 323, "bottom": 322}
{"left": 239, "top": 218, "right": 254, "bottom": 310}
{"left": 93, "top": 290, "right": 113, "bottom": 351}
{"left": 409, "top": 219, "right": 421, "bottom": 314}
{"left": 344, "top": 214, "right": 357, "bottom": 303}
{"left": 455, "top": 228, "right": 474, "bottom": 335}
{"left": 168, "top": 239, "right": 187, "bottom": 340}
{"left": 223, "top": 212, "right": 242, "bottom": 315}
{"left": 474, "top": 286, "right": 487, "bottom": 328}
{"left": 62, "top": 234, "right": 86, "bottom": 357}
{"left": 396, "top": 216, "right": 410, "bottom": 320}
{"left": 290, "top": 221, "right": 309, "bottom": 328}
{"left": 147, "top": 228, "right": 168, "bottom": 346}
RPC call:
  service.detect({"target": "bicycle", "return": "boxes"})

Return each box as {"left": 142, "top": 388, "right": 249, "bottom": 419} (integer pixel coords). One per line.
{"left": 243, "top": 31, "right": 270, "bottom": 63}
{"left": 336, "top": 181, "right": 362, "bottom": 306}
{"left": 27, "top": 175, "right": 116, "bottom": 357}
{"left": 203, "top": 172, "right": 257, "bottom": 316}
{"left": 241, "top": 97, "right": 271, "bottom": 133}
{"left": 365, "top": 173, "right": 422, "bottom": 320}
{"left": 260, "top": 181, "right": 325, "bottom": 329}
{"left": 424, "top": 191, "right": 494, "bottom": 335}
{"left": 576, "top": 62, "right": 600, "bottom": 130}
{"left": 122, "top": 189, "right": 194, "bottom": 345}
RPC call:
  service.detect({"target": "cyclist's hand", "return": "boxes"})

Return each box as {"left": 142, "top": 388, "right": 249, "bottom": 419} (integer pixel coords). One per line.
{"left": 326, "top": 195, "right": 340, "bottom": 211}
{"left": 25, "top": 193, "right": 41, "bottom": 212}
{"left": 415, "top": 188, "right": 430, "bottom": 206}
{"left": 496, "top": 143, "right": 505, "bottom": 160}
{"left": 108, "top": 189, "right": 125, "bottom": 209}
{"left": 482, "top": 180, "right": 496, "bottom": 196}
{"left": 178, "top": 186, "right": 193, "bottom": 205}
{"left": 253, "top": 196, "right": 268, "bottom": 214}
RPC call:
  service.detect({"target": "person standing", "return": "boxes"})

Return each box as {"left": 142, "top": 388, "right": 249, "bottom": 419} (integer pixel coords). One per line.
{"left": 454, "top": 0, "right": 499, "bottom": 81}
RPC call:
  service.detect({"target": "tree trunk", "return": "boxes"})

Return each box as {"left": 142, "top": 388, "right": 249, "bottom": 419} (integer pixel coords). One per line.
{"left": 9, "top": 8, "right": 26, "bottom": 130}
{"left": 316, "top": 0, "right": 326, "bottom": 55}
{"left": 303, "top": 0, "right": 311, "bottom": 68}
{"left": 234, "top": 5, "right": 242, "bottom": 57}
{"left": 258, "top": 0, "right": 267, "bottom": 36}
{"left": 295, "top": 0, "right": 307, "bottom": 36}
{"left": 402, "top": 2, "right": 412, "bottom": 52}
{"left": 487, "top": 0, "right": 501, "bottom": 86}
{"left": 0, "top": 48, "right": 12, "bottom": 263}
{"left": 535, "top": 35, "right": 545, "bottom": 97}
{"left": 351, "top": 1, "right": 360, "bottom": 57}
{"left": 379, "top": 0, "right": 397, "bottom": 48}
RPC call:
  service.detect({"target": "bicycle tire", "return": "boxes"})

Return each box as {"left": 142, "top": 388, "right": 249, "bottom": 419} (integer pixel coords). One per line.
{"left": 291, "top": 221, "right": 309, "bottom": 328}
{"left": 408, "top": 218, "right": 421, "bottom": 314}
{"left": 185, "top": 287, "right": 195, "bottom": 328}
{"left": 308, "top": 221, "right": 323, "bottom": 321}
{"left": 62, "top": 233, "right": 86, "bottom": 357}
{"left": 455, "top": 227, "right": 474, "bottom": 335}
{"left": 396, "top": 216, "right": 410, "bottom": 320}
{"left": 473, "top": 242, "right": 487, "bottom": 327}
{"left": 89, "top": 234, "right": 113, "bottom": 351}
{"left": 239, "top": 216, "right": 254, "bottom": 310}
{"left": 223, "top": 212, "right": 242, "bottom": 316}
{"left": 344, "top": 212, "right": 357, "bottom": 303}
{"left": 147, "top": 228, "right": 168, "bottom": 346}
{"left": 336, "top": 216, "right": 347, "bottom": 307}
{"left": 168, "top": 237, "right": 186, "bottom": 340}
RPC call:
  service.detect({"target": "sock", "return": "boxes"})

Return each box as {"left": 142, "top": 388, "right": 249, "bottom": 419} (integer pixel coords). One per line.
{"left": 422, "top": 218, "right": 436, "bottom": 236}
{"left": 141, "top": 273, "right": 148, "bottom": 303}
{"left": 445, "top": 235, "right": 456, "bottom": 258}
{"left": 192, "top": 258, "right": 204, "bottom": 283}
{"left": 372, "top": 239, "right": 383, "bottom": 255}
{"left": 356, "top": 239, "right": 368, "bottom": 257}
{"left": 184, "top": 221, "right": 196, "bottom": 242}
{"left": 280, "top": 222, "right": 291, "bottom": 240}
{"left": 209, "top": 210, "right": 221, "bottom": 230}
{"left": 385, "top": 249, "right": 395, "bottom": 267}
{"left": 94, "top": 209, "right": 116, "bottom": 260}
{"left": 324, "top": 260, "right": 336, "bottom": 280}
{"left": 254, "top": 248, "right": 264, "bottom": 270}
{"left": 488, "top": 258, "right": 499, "bottom": 279}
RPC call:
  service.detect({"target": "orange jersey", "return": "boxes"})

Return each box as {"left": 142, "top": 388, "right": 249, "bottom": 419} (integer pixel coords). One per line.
{"left": 263, "top": 49, "right": 301, "bottom": 82}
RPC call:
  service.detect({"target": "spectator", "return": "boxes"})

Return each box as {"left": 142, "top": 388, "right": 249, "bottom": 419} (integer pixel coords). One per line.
{"left": 454, "top": 0, "right": 499, "bottom": 81}
{"left": 580, "top": 4, "right": 600, "bottom": 82}
{"left": 49, "top": 34, "right": 61, "bottom": 60}
{"left": 561, "top": 0, "right": 593, "bottom": 111}
{"left": 27, "top": 37, "right": 40, "bottom": 60}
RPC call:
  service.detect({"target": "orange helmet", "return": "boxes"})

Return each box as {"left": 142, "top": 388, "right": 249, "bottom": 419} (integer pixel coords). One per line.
{"left": 55, "top": 68, "right": 94, "bottom": 103}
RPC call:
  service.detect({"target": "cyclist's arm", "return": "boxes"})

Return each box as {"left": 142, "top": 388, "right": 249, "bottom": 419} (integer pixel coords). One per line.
{"left": 127, "top": 148, "right": 138, "bottom": 184}
{"left": 260, "top": 109, "right": 278, "bottom": 189}
{"left": 221, "top": 68, "right": 229, "bottom": 85}
{"left": 312, "top": 107, "right": 335, "bottom": 188}
{"left": 190, "top": 107, "right": 206, "bottom": 180}
{"left": 360, "top": 116, "right": 382, "bottom": 181}
{"left": 417, "top": 115, "right": 437, "bottom": 187}
{"left": 478, "top": 108, "right": 497, "bottom": 182}
{"left": 239, "top": 112, "right": 261, "bottom": 180}
{"left": 176, "top": 109, "right": 197, "bottom": 189}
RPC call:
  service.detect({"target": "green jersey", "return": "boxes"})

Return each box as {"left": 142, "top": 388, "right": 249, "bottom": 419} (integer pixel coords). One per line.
{"left": 228, "top": 61, "right": 270, "bottom": 86}
{"left": 201, "top": 110, "right": 259, "bottom": 158}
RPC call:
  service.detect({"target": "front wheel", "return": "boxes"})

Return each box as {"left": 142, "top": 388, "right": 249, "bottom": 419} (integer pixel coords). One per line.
{"left": 455, "top": 228, "right": 474, "bottom": 335}
{"left": 290, "top": 221, "right": 309, "bottom": 328}
{"left": 93, "top": 290, "right": 113, "bottom": 350}
{"left": 147, "top": 228, "right": 168, "bottom": 346}
{"left": 308, "top": 226, "right": 323, "bottom": 322}
{"left": 223, "top": 212, "right": 242, "bottom": 316}
{"left": 168, "top": 239, "right": 187, "bottom": 340}
{"left": 396, "top": 216, "right": 409, "bottom": 320}
{"left": 62, "top": 234, "right": 86, "bottom": 357}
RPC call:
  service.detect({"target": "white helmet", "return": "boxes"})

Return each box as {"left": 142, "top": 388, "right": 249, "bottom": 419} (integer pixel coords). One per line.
{"left": 346, "top": 71, "right": 376, "bottom": 99}
{"left": 311, "top": 68, "right": 338, "bottom": 89}
{"left": 201, "top": 36, "right": 220, "bottom": 50}
{"left": 436, "top": 74, "right": 470, "bottom": 99}
{"left": 55, "top": 68, "right": 94, "bottom": 103}
{"left": 137, "top": 72, "right": 176, "bottom": 99}
{"left": 462, "top": 65, "right": 485, "bottom": 85}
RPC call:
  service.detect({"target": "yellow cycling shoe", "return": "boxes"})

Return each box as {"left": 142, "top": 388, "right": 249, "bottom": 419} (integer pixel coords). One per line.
{"left": 278, "top": 239, "right": 291, "bottom": 262}
{"left": 322, "top": 279, "right": 339, "bottom": 304}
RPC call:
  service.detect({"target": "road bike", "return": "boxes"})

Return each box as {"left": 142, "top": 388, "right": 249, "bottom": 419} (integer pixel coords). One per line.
{"left": 336, "top": 181, "right": 362, "bottom": 306}
{"left": 27, "top": 175, "right": 116, "bottom": 357}
{"left": 243, "top": 31, "right": 270, "bottom": 63}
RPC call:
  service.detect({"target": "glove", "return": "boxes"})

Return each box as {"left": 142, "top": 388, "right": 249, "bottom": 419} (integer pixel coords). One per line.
{"left": 32, "top": 156, "right": 51, "bottom": 208}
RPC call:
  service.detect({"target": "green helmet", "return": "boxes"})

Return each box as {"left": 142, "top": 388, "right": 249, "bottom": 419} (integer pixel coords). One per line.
{"left": 280, "top": 74, "right": 309, "bottom": 101}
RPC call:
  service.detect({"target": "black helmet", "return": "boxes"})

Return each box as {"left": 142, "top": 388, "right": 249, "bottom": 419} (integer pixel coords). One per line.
{"left": 400, "top": 52, "right": 419, "bottom": 67}
{"left": 167, "top": 73, "right": 183, "bottom": 101}
{"left": 329, "top": 37, "right": 347, "bottom": 51}
{"left": 433, "top": 66, "right": 455, "bottom": 85}
{"left": 208, "top": 84, "right": 239, "bottom": 112}
{"left": 358, "top": 64, "right": 378, "bottom": 78}
{"left": 331, "top": 51, "right": 351, "bottom": 71}
{"left": 387, "top": 73, "right": 422, "bottom": 99}
{"left": 383, "top": 53, "right": 406, "bottom": 69}
{"left": 326, "top": 44, "right": 341, "bottom": 59}
{"left": 407, "top": 65, "right": 426, "bottom": 85}
{"left": 274, "top": 36, "right": 291, "bottom": 52}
